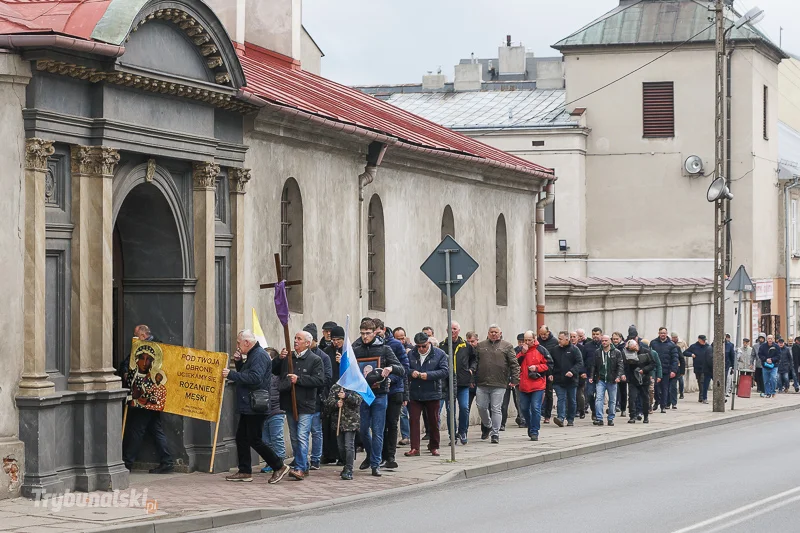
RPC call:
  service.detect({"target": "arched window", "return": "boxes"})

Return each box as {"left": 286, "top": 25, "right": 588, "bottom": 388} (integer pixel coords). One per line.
{"left": 280, "top": 178, "right": 303, "bottom": 313}
{"left": 367, "top": 194, "right": 386, "bottom": 311}
{"left": 441, "top": 205, "right": 455, "bottom": 310}
{"left": 496, "top": 214, "right": 508, "bottom": 306}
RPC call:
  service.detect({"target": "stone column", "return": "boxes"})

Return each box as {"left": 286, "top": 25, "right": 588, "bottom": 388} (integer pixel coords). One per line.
{"left": 229, "top": 168, "right": 250, "bottom": 340}
{"left": 18, "top": 139, "right": 55, "bottom": 397}
{"left": 193, "top": 162, "right": 219, "bottom": 350}
{"left": 68, "top": 146, "right": 121, "bottom": 391}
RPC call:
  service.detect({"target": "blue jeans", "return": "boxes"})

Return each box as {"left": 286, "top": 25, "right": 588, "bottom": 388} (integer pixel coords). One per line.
{"left": 456, "top": 386, "right": 471, "bottom": 437}
{"left": 779, "top": 372, "right": 791, "bottom": 391}
{"left": 286, "top": 413, "right": 313, "bottom": 472}
{"left": 310, "top": 412, "right": 322, "bottom": 464}
{"left": 764, "top": 366, "right": 778, "bottom": 395}
{"left": 262, "top": 413, "right": 286, "bottom": 460}
{"left": 519, "top": 390, "right": 544, "bottom": 436}
{"left": 595, "top": 381, "right": 618, "bottom": 422}
{"left": 400, "top": 404, "right": 410, "bottom": 439}
{"left": 360, "top": 393, "right": 388, "bottom": 468}
{"left": 553, "top": 383, "right": 577, "bottom": 422}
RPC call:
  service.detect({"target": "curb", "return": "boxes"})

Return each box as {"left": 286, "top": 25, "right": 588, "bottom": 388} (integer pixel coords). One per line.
{"left": 94, "top": 402, "right": 800, "bottom": 532}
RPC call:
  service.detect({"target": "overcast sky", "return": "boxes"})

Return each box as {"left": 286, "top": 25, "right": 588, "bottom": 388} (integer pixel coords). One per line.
{"left": 302, "top": 0, "right": 800, "bottom": 86}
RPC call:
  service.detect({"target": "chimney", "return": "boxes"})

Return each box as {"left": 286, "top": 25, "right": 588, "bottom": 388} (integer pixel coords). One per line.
{"left": 498, "top": 35, "right": 526, "bottom": 75}
{"left": 422, "top": 72, "right": 446, "bottom": 90}
{"left": 203, "top": 0, "right": 245, "bottom": 44}
{"left": 454, "top": 58, "right": 482, "bottom": 92}
{"left": 245, "top": 0, "right": 302, "bottom": 60}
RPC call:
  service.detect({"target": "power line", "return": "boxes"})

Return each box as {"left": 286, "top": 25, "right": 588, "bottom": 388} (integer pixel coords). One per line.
{"left": 471, "top": 23, "right": 715, "bottom": 138}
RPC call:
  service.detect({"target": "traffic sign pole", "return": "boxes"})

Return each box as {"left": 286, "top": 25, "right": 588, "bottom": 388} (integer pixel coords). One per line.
{"left": 443, "top": 249, "right": 456, "bottom": 462}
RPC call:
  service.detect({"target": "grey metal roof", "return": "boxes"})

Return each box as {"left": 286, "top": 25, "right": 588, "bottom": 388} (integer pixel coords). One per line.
{"left": 553, "top": 0, "right": 787, "bottom": 59}
{"left": 382, "top": 89, "right": 572, "bottom": 130}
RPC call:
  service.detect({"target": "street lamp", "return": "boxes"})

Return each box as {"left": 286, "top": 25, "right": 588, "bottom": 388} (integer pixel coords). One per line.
{"left": 734, "top": 7, "right": 765, "bottom": 29}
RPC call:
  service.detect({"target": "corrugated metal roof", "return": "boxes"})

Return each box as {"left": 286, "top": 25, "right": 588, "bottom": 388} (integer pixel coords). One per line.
{"left": 240, "top": 44, "right": 555, "bottom": 177}
{"left": 546, "top": 276, "right": 713, "bottom": 287}
{"left": 381, "top": 89, "right": 572, "bottom": 130}
{"left": 553, "top": 0, "right": 786, "bottom": 59}
{"left": 0, "top": 0, "right": 112, "bottom": 39}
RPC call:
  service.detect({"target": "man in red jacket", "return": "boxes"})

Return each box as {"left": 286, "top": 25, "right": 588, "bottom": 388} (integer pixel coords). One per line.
{"left": 517, "top": 331, "right": 552, "bottom": 441}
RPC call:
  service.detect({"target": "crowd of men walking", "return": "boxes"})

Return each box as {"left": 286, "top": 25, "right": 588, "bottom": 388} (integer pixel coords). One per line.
{"left": 217, "top": 319, "right": 797, "bottom": 484}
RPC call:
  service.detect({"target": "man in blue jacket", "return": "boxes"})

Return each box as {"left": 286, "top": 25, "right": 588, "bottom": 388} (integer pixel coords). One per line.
{"left": 758, "top": 334, "right": 779, "bottom": 397}
{"left": 650, "top": 327, "right": 679, "bottom": 413}
{"left": 405, "top": 332, "right": 448, "bottom": 457}
{"left": 222, "top": 330, "right": 290, "bottom": 484}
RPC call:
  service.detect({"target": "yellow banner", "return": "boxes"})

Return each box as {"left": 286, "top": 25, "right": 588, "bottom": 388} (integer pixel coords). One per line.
{"left": 127, "top": 340, "right": 228, "bottom": 422}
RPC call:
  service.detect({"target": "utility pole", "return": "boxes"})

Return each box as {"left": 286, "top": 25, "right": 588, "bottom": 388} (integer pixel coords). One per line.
{"left": 712, "top": 0, "right": 727, "bottom": 413}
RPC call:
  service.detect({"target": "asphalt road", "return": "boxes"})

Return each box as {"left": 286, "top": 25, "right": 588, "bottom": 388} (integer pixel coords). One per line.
{"left": 210, "top": 411, "right": 800, "bottom": 533}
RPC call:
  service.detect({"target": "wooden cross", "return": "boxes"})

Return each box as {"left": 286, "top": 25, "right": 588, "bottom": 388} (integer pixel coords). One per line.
{"left": 260, "top": 253, "right": 302, "bottom": 420}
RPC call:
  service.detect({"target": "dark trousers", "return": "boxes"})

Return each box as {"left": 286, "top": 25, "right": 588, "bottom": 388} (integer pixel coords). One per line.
{"left": 577, "top": 376, "right": 586, "bottom": 415}
{"left": 628, "top": 381, "right": 649, "bottom": 420}
{"left": 657, "top": 376, "right": 671, "bottom": 409}
{"left": 501, "top": 385, "right": 521, "bottom": 427}
{"left": 322, "top": 411, "right": 339, "bottom": 462}
{"left": 617, "top": 382, "right": 627, "bottom": 413}
{"left": 382, "top": 392, "right": 403, "bottom": 462}
{"left": 410, "top": 400, "right": 440, "bottom": 452}
{"left": 543, "top": 379, "right": 554, "bottom": 419}
{"left": 122, "top": 408, "right": 172, "bottom": 466}
{"left": 337, "top": 431, "right": 356, "bottom": 472}
{"left": 695, "top": 370, "right": 704, "bottom": 401}
{"left": 469, "top": 385, "right": 477, "bottom": 410}
{"left": 755, "top": 368, "right": 764, "bottom": 392}
{"left": 235, "top": 414, "right": 283, "bottom": 474}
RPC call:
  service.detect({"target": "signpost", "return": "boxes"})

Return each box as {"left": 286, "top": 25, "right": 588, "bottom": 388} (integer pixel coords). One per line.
{"left": 420, "top": 235, "right": 478, "bottom": 462}
{"left": 727, "top": 265, "right": 755, "bottom": 410}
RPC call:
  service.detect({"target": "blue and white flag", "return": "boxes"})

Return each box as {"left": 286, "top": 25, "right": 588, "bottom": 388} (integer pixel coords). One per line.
{"left": 336, "top": 315, "right": 375, "bottom": 405}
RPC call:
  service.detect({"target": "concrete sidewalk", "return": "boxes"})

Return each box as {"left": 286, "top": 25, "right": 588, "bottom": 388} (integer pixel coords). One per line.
{"left": 2, "top": 392, "right": 798, "bottom": 533}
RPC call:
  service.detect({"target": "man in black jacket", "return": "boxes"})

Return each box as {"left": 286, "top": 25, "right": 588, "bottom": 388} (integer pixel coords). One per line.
{"left": 322, "top": 326, "right": 345, "bottom": 464}
{"left": 223, "top": 330, "right": 290, "bottom": 484}
{"left": 650, "top": 327, "right": 680, "bottom": 413}
{"left": 352, "top": 318, "right": 404, "bottom": 477}
{"left": 685, "top": 335, "right": 712, "bottom": 403}
{"left": 275, "top": 331, "right": 325, "bottom": 480}
{"left": 440, "top": 321, "right": 478, "bottom": 443}
{"left": 303, "top": 323, "right": 332, "bottom": 471}
{"left": 537, "top": 326, "right": 559, "bottom": 423}
{"left": 550, "top": 331, "right": 583, "bottom": 427}
{"left": 589, "top": 335, "right": 624, "bottom": 426}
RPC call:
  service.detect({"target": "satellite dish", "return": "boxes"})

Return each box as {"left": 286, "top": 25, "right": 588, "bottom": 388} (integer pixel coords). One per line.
{"left": 684, "top": 155, "right": 704, "bottom": 175}
{"left": 707, "top": 177, "right": 734, "bottom": 202}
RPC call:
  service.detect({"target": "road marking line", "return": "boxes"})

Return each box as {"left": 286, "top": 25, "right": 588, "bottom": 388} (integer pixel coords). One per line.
{"left": 670, "top": 485, "right": 800, "bottom": 533}
{"left": 703, "top": 493, "right": 800, "bottom": 533}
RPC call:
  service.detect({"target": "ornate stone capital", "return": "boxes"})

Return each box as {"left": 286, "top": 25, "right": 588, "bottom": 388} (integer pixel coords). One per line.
{"left": 193, "top": 161, "right": 220, "bottom": 190}
{"left": 70, "top": 146, "right": 120, "bottom": 177}
{"left": 229, "top": 168, "right": 251, "bottom": 194}
{"left": 25, "top": 138, "right": 54, "bottom": 171}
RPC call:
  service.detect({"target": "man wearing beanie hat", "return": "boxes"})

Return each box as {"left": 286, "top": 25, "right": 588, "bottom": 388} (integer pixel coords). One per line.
{"left": 303, "top": 323, "right": 332, "bottom": 470}
{"left": 321, "top": 325, "right": 346, "bottom": 465}
{"left": 320, "top": 321, "right": 337, "bottom": 352}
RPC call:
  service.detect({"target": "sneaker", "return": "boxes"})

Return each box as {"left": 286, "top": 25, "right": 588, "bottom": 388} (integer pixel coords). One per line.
{"left": 553, "top": 417, "right": 564, "bottom": 427}
{"left": 702, "top": 400, "right": 709, "bottom": 404}
{"left": 309, "top": 461, "right": 320, "bottom": 471}
{"left": 628, "top": 419, "right": 636, "bottom": 424}
{"left": 621, "top": 411, "right": 626, "bottom": 417}
{"left": 359, "top": 458, "right": 371, "bottom": 470}
{"left": 490, "top": 435, "right": 499, "bottom": 444}
{"left": 268, "top": 465, "right": 290, "bottom": 484}
{"left": 480, "top": 424, "right": 491, "bottom": 440}
{"left": 593, "top": 419, "right": 603, "bottom": 426}
{"left": 671, "top": 405, "right": 678, "bottom": 410}
{"left": 384, "top": 460, "right": 398, "bottom": 469}
{"left": 149, "top": 463, "right": 174, "bottom": 474}
{"left": 499, "top": 425, "right": 505, "bottom": 431}
{"left": 225, "top": 472, "right": 253, "bottom": 482}
{"left": 607, "top": 420, "right": 614, "bottom": 427}
{"left": 566, "top": 421, "right": 574, "bottom": 427}
{"left": 288, "top": 469, "right": 305, "bottom": 481}
{"left": 530, "top": 434, "right": 539, "bottom": 441}
{"left": 636, "top": 415, "right": 643, "bottom": 421}
{"left": 404, "top": 449, "right": 420, "bottom": 457}
{"left": 643, "top": 418, "right": 649, "bottom": 424}
{"left": 660, "top": 408, "right": 666, "bottom": 414}
{"left": 371, "top": 467, "right": 381, "bottom": 477}
{"left": 459, "top": 434, "right": 468, "bottom": 445}
{"left": 579, "top": 413, "right": 585, "bottom": 419}
{"left": 260, "top": 466, "right": 273, "bottom": 473}
{"left": 679, "top": 394, "right": 684, "bottom": 399}
{"left": 340, "top": 470, "right": 353, "bottom": 481}
{"left": 398, "top": 438, "right": 410, "bottom": 446}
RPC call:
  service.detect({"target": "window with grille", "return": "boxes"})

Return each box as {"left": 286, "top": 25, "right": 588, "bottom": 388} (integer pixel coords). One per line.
{"left": 763, "top": 85, "right": 769, "bottom": 141}
{"left": 280, "top": 178, "right": 303, "bottom": 313}
{"left": 367, "top": 194, "right": 385, "bottom": 311}
{"left": 496, "top": 214, "right": 508, "bottom": 306}
{"left": 441, "top": 205, "right": 455, "bottom": 310}
{"left": 643, "top": 82, "right": 674, "bottom": 138}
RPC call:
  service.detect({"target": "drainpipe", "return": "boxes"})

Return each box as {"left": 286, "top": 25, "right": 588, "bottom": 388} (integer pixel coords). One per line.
{"left": 785, "top": 178, "right": 800, "bottom": 339}
{"left": 357, "top": 141, "right": 388, "bottom": 319}
{"left": 535, "top": 183, "right": 555, "bottom": 329}
{"left": 726, "top": 43, "right": 734, "bottom": 276}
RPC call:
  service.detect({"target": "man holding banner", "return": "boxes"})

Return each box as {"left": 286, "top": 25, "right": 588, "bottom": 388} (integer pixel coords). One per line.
{"left": 222, "top": 330, "right": 290, "bottom": 484}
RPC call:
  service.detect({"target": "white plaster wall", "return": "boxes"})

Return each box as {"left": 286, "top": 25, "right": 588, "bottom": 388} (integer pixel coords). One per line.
{"left": 300, "top": 27, "right": 322, "bottom": 75}
{"left": 587, "top": 258, "right": 713, "bottom": 278}
{"left": 242, "top": 120, "right": 541, "bottom": 344}
{"left": 0, "top": 52, "right": 29, "bottom": 440}
{"left": 245, "top": 0, "right": 302, "bottom": 60}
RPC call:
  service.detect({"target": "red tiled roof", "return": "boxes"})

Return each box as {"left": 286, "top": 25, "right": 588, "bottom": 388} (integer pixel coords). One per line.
{"left": 239, "top": 43, "right": 555, "bottom": 179}
{"left": 0, "top": 0, "right": 111, "bottom": 39}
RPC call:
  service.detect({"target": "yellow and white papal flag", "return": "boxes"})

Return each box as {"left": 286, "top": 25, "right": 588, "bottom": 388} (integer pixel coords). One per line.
{"left": 252, "top": 308, "right": 269, "bottom": 348}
